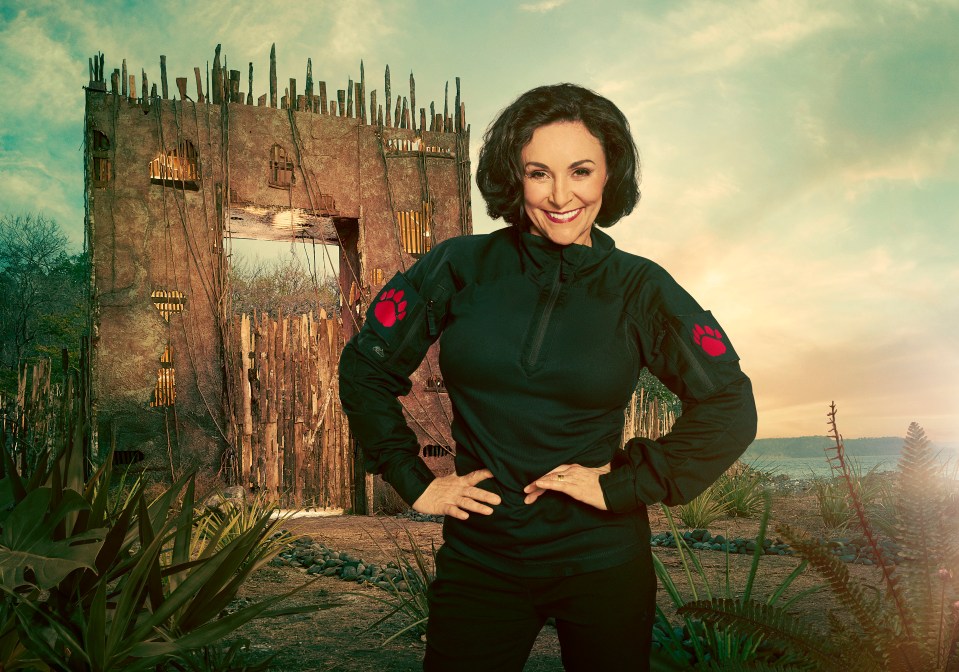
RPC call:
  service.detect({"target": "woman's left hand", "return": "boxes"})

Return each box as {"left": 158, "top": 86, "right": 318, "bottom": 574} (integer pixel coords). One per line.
{"left": 523, "top": 463, "right": 612, "bottom": 511}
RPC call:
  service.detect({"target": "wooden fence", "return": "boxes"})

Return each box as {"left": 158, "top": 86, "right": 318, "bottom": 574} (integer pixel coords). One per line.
{"left": 230, "top": 311, "right": 353, "bottom": 509}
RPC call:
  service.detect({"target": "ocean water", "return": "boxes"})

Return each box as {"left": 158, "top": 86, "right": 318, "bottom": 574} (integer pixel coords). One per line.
{"left": 748, "top": 453, "right": 959, "bottom": 480}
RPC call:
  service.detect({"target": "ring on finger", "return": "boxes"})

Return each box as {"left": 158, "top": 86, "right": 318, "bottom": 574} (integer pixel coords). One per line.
{"left": 557, "top": 474, "right": 565, "bottom": 481}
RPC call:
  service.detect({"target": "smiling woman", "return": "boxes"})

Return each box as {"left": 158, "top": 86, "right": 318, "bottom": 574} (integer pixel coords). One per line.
{"left": 339, "top": 83, "right": 758, "bottom": 672}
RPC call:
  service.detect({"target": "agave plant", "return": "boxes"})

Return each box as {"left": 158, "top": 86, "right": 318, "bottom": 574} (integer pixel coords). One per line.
{"left": 0, "top": 366, "right": 337, "bottom": 671}
{"left": 653, "top": 492, "right": 826, "bottom": 670}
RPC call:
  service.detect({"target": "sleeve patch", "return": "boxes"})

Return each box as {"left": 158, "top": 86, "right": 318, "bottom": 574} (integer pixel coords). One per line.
{"left": 367, "top": 273, "right": 422, "bottom": 345}
{"left": 676, "top": 312, "right": 739, "bottom": 363}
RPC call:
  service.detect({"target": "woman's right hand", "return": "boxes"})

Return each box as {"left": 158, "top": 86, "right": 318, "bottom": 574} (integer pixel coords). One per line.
{"left": 412, "top": 469, "right": 501, "bottom": 520}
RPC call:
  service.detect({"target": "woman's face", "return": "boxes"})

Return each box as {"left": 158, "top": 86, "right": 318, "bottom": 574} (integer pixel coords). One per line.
{"left": 521, "top": 120, "right": 607, "bottom": 247}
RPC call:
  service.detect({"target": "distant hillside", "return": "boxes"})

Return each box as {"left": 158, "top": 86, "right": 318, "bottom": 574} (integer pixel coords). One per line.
{"left": 742, "top": 436, "right": 959, "bottom": 459}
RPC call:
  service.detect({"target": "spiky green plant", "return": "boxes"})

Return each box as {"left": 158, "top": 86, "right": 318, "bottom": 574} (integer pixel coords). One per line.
{"left": 675, "top": 480, "right": 729, "bottom": 528}
{"left": 0, "top": 361, "right": 338, "bottom": 671}
{"left": 716, "top": 460, "right": 771, "bottom": 518}
{"left": 654, "top": 494, "right": 826, "bottom": 670}
{"left": 354, "top": 525, "right": 436, "bottom": 645}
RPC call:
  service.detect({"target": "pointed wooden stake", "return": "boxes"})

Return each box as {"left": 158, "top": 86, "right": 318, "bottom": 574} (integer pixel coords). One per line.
{"left": 160, "top": 55, "right": 169, "bottom": 99}
{"left": 270, "top": 43, "right": 277, "bottom": 108}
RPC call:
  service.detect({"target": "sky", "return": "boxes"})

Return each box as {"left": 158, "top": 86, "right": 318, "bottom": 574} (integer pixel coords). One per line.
{"left": 1, "top": 0, "right": 957, "bottom": 442}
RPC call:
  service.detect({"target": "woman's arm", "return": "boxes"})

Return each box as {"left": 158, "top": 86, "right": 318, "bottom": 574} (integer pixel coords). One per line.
{"left": 600, "top": 267, "right": 758, "bottom": 511}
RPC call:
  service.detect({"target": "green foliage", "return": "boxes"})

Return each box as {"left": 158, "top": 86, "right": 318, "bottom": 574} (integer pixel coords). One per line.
{"left": 355, "top": 526, "right": 435, "bottom": 644}
{"left": 654, "top": 495, "right": 825, "bottom": 670}
{"left": 674, "top": 461, "right": 771, "bottom": 527}
{"left": 810, "top": 460, "right": 894, "bottom": 532}
{"left": 716, "top": 461, "right": 771, "bottom": 519}
{"left": 0, "top": 372, "right": 335, "bottom": 671}
{"left": 158, "top": 638, "right": 275, "bottom": 672}
{"left": 776, "top": 410, "right": 959, "bottom": 672}
{"left": 0, "top": 213, "right": 87, "bottom": 394}
{"left": 675, "top": 480, "right": 728, "bottom": 528}
{"left": 191, "top": 491, "right": 295, "bottom": 573}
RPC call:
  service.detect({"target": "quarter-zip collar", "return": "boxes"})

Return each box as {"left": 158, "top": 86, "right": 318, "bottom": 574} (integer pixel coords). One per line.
{"left": 516, "top": 225, "right": 617, "bottom": 282}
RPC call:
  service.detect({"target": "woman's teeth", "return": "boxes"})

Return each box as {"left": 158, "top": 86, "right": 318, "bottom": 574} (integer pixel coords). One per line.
{"left": 546, "top": 208, "right": 582, "bottom": 223}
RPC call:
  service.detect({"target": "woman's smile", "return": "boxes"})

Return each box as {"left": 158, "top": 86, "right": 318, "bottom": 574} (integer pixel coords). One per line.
{"left": 544, "top": 208, "right": 583, "bottom": 224}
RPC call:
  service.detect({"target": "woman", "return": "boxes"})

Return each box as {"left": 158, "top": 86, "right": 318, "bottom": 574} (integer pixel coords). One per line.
{"left": 339, "top": 83, "right": 757, "bottom": 671}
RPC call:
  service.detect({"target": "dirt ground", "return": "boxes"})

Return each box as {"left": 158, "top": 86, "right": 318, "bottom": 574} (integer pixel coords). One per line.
{"left": 232, "top": 489, "right": 876, "bottom": 671}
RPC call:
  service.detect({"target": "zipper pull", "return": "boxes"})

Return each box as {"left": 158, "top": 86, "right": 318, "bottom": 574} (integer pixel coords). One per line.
{"left": 426, "top": 300, "right": 437, "bottom": 336}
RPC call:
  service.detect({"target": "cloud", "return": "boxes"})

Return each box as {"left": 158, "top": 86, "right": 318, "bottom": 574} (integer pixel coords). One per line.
{"left": 519, "top": 0, "right": 568, "bottom": 13}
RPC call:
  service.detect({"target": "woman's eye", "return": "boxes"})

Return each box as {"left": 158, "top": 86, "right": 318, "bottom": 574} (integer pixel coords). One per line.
{"left": 573, "top": 168, "right": 592, "bottom": 177}
{"left": 526, "top": 170, "right": 549, "bottom": 180}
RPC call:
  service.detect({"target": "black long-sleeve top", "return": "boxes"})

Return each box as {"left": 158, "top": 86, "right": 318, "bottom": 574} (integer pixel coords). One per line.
{"left": 339, "top": 226, "right": 757, "bottom": 577}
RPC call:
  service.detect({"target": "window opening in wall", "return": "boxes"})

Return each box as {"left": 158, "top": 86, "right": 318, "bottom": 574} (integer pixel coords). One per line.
{"left": 151, "top": 346, "right": 176, "bottom": 407}
{"left": 422, "top": 444, "right": 450, "bottom": 457}
{"left": 151, "top": 289, "right": 185, "bottom": 321}
{"left": 150, "top": 140, "right": 199, "bottom": 190}
{"left": 268, "top": 144, "right": 296, "bottom": 189}
{"left": 91, "top": 130, "right": 111, "bottom": 186}
{"left": 395, "top": 202, "right": 433, "bottom": 258}
{"left": 425, "top": 375, "right": 446, "bottom": 393}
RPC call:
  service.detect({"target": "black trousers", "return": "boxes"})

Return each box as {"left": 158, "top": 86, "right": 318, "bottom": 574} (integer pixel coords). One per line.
{"left": 423, "top": 545, "right": 656, "bottom": 671}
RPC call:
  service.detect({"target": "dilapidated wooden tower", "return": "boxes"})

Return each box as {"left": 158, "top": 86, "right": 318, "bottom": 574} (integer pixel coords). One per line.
{"left": 83, "top": 46, "right": 470, "bottom": 511}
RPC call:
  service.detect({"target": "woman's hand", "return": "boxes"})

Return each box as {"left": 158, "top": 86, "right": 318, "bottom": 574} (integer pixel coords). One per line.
{"left": 412, "top": 469, "right": 501, "bottom": 520}
{"left": 523, "top": 463, "right": 612, "bottom": 511}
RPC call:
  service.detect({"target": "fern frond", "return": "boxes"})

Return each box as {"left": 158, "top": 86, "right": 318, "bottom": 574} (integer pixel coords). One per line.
{"left": 777, "top": 522, "right": 897, "bottom": 661}
{"left": 678, "top": 597, "right": 834, "bottom": 670}
{"left": 894, "top": 421, "right": 959, "bottom": 669}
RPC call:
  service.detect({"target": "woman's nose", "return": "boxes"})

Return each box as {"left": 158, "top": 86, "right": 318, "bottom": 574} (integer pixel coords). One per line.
{"left": 550, "top": 177, "right": 572, "bottom": 208}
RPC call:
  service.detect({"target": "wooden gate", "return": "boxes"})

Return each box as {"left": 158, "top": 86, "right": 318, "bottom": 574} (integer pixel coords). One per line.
{"left": 230, "top": 311, "right": 353, "bottom": 508}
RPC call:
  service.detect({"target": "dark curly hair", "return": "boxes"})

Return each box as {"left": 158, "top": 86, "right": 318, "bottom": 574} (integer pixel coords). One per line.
{"left": 476, "top": 83, "right": 640, "bottom": 228}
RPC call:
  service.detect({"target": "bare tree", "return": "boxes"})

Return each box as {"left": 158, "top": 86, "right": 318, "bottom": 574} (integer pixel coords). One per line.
{"left": 0, "top": 214, "right": 86, "bottom": 382}
{"left": 228, "top": 255, "right": 339, "bottom": 318}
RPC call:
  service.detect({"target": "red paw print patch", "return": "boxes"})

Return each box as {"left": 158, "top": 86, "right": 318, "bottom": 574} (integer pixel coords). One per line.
{"left": 374, "top": 288, "right": 407, "bottom": 328}
{"left": 693, "top": 323, "right": 726, "bottom": 357}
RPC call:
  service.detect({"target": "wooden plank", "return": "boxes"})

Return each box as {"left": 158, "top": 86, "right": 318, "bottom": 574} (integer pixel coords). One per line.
{"left": 420, "top": 108, "right": 426, "bottom": 134}
{"left": 212, "top": 44, "right": 222, "bottom": 104}
{"left": 305, "top": 58, "right": 314, "bottom": 111}
{"left": 346, "top": 79, "right": 353, "bottom": 117}
{"left": 337, "top": 89, "right": 345, "bottom": 116}
{"left": 122, "top": 59, "right": 127, "bottom": 97}
{"left": 111, "top": 69, "right": 119, "bottom": 95}
{"left": 455, "top": 76, "right": 461, "bottom": 132}
{"left": 384, "top": 65, "right": 392, "bottom": 128}
{"left": 160, "top": 55, "right": 168, "bottom": 99}
{"left": 247, "top": 62, "right": 253, "bottom": 105}
{"left": 194, "top": 66, "right": 204, "bottom": 103}
{"left": 354, "top": 82, "right": 362, "bottom": 120}
{"left": 270, "top": 43, "right": 277, "bottom": 108}
{"left": 409, "top": 71, "right": 416, "bottom": 123}
{"left": 359, "top": 60, "right": 366, "bottom": 122}
{"left": 128, "top": 75, "right": 135, "bottom": 102}
{"left": 230, "top": 69, "right": 240, "bottom": 103}
{"left": 176, "top": 77, "right": 187, "bottom": 100}
{"left": 141, "top": 70, "right": 148, "bottom": 101}
{"left": 370, "top": 90, "right": 377, "bottom": 126}
{"left": 289, "top": 78, "right": 297, "bottom": 110}
{"left": 319, "top": 81, "right": 327, "bottom": 115}
{"left": 258, "top": 93, "right": 266, "bottom": 106}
